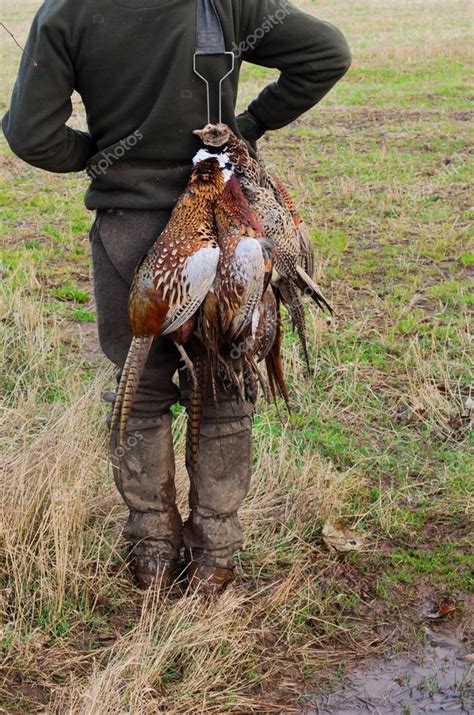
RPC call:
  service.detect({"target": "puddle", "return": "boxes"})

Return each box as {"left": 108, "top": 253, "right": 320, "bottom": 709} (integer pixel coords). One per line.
{"left": 308, "top": 628, "right": 473, "bottom": 714}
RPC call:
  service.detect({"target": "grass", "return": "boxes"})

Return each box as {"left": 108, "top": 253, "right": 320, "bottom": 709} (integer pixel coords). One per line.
{"left": 1, "top": 0, "right": 473, "bottom": 712}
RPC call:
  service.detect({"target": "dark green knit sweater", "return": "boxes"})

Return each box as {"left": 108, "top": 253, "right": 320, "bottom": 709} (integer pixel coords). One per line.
{"left": 2, "top": 0, "right": 351, "bottom": 210}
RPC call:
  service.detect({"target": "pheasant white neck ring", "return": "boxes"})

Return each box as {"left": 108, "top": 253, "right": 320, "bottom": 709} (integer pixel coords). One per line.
{"left": 192, "top": 148, "right": 233, "bottom": 182}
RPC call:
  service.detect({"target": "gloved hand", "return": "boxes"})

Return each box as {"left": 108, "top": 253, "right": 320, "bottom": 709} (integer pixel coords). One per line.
{"left": 236, "top": 110, "right": 266, "bottom": 150}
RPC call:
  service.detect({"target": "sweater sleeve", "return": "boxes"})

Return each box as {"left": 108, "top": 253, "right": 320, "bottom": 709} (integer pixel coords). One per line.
{"left": 237, "top": 0, "right": 351, "bottom": 133}
{"left": 1, "top": 1, "right": 96, "bottom": 173}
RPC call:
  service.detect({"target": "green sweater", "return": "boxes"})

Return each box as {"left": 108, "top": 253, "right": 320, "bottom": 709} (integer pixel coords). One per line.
{"left": 2, "top": 0, "right": 351, "bottom": 210}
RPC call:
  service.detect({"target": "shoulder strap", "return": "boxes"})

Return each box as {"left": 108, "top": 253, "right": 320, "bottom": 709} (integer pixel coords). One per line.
{"left": 195, "top": 0, "right": 226, "bottom": 54}
{"left": 194, "top": 0, "right": 234, "bottom": 123}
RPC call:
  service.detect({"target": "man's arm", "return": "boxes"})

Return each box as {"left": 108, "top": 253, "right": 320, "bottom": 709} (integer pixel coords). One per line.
{"left": 2, "top": 1, "right": 96, "bottom": 173}
{"left": 236, "top": 0, "right": 351, "bottom": 143}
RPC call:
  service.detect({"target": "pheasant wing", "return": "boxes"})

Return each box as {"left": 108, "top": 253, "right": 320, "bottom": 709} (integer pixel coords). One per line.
{"left": 229, "top": 236, "right": 265, "bottom": 339}
{"left": 158, "top": 243, "right": 220, "bottom": 335}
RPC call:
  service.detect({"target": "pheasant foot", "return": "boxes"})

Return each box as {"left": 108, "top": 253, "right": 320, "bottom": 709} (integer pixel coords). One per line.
{"left": 175, "top": 343, "right": 198, "bottom": 390}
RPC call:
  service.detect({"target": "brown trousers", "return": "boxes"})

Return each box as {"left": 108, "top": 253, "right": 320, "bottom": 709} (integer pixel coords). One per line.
{"left": 90, "top": 209, "right": 254, "bottom": 568}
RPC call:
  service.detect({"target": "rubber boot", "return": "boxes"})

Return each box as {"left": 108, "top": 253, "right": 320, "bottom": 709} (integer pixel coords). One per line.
{"left": 183, "top": 397, "right": 254, "bottom": 591}
{"left": 110, "top": 412, "right": 183, "bottom": 589}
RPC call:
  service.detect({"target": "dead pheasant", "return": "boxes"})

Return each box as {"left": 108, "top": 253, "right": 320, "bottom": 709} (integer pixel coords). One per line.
{"left": 193, "top": 124, "right": 323, "bottom": 294}
{"left": 200, "top": 173, "right": 272, "bottom": 348}
{"left": 257, "top": 166, "right": 320, "bottom": 372}
{"left": 254, "top": 147, "right": 314, "bottom": 277}
{"left": 111, "top": 149, "right": 231, "bottom": 444}
{"left": 193, "top": 123, "right": 331, "bottom": 371}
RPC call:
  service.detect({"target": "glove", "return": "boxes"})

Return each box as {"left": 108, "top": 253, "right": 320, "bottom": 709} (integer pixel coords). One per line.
{"left": 236, "top": 110, "right": 266, "bottom": 149}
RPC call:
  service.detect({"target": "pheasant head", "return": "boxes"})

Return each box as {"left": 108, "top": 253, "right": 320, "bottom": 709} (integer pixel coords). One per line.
{"left": 193, "top": 123, "right": 231, "bottom": 147}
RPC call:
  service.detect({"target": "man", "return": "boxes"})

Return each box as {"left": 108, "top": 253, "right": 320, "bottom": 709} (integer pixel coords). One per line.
{"left": 3, "top": 0, "right": 350, "bottom": 593}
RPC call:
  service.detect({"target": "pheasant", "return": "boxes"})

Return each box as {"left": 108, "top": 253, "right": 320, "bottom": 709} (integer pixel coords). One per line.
{"left": 193, "top": 123, "right": 331, "bottom": 371}
{"left": 194, "top": 124, "right": 330, "bottom": 295}
{"left": 189, "top": 169, "right": 273, "bottom": 458}
{"left": 253, "top": 146, "right": 321, "bottom": 372}
{"left": 111, "top": 148, "right": 231, "bottom": 444}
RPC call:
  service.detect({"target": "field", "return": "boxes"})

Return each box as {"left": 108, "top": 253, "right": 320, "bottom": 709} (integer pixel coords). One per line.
{"left": 0, "top": 0, "right": 473, "bottom": 712}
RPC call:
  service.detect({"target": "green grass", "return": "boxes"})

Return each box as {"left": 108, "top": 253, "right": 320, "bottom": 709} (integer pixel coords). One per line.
{"left": 52, "top": 284, "right": 90, "bottom": 303}
{"left": 70, "top": 307, "right": 96, "bottom": 323}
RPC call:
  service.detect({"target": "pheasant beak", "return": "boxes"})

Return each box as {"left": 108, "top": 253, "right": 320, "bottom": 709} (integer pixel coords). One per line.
{"left": 193, "top": 124, "right": 229, "bottom": 147}
{"left": 193, "top": 124, "right": 215, "bottom": 139}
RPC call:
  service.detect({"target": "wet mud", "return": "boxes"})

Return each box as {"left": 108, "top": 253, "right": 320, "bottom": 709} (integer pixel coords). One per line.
{"left": 308, "top": 628, "right": 473, "bottom": 714}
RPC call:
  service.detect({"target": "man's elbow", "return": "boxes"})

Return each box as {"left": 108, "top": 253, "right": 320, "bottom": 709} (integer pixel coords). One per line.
{"left": 338, "top": 40, "right": 352, "bottom": 76}
{"left": 2, "top": 124, "right": 81, "bottom": 173}
{"left": 328, "top": 25, "right": 352, "bottom": 78}
{"left": 2, "top": 115, "right": 43, "bottom": 167}
{"left": 336, "top": 40, "right": 352, "bottom": 76}
{"left": 5, "top": 136, "right": 42, "bottom": 167}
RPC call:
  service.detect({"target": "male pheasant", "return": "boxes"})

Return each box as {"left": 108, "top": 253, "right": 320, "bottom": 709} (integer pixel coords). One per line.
{"left": 111, "top": 149, "right": 231, "bottom": 444}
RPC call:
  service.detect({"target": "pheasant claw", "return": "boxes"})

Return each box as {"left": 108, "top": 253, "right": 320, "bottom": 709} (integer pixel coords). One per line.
{"left": 176, "top": 343, "right": 198, "bottom": 390}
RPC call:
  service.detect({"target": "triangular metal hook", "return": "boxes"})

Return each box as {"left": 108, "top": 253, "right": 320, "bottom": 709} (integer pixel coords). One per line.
{"left": 193, "top": 51, "right": 235, "bottom": 125}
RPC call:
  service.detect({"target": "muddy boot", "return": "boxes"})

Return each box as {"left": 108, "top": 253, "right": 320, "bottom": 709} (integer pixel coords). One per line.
{"left": 182, "top": 397, "right": 254, "bottom": 592}
{"left": 185, "top": 549, "right": 234, "bottom": 595}
{"left": 128, "top": 552, "right": 177, "bottom": 590}
{"left": 110, "top": 412, "right": 183, "bottom": 589}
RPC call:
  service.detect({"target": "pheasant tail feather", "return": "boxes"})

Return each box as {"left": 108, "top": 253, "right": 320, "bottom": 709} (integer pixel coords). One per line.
{"left": 188, "top": 354, "right": 205, "bottom": 478}
{"left": 110, "top": 344, "right": 134, "bottom": 434}
{"left": 112, "top": 336, "right": 153, "bottom": 446}
{"left": 265, "top": 317, "right": 290, "bottom": 410}
{"left": 295, "top": 264, "right": 333, "bottom": 314}
{"left": 278, "top": 281, "right": 312, "bottom": 374}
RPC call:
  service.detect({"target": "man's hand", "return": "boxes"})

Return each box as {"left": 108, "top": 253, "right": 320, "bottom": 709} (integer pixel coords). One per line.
{"left": 236, "top": 110, "right": 266, "bottom": 150}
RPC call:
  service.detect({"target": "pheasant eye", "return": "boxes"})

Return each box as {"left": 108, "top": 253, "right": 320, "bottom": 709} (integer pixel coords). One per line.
{"left": 225, "top": 162, "right": 232, "bottom": 170}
